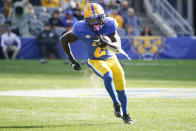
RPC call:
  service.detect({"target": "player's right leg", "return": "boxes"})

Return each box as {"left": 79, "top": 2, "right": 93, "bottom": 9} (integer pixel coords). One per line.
{"left": 106, "top": 56, "right": 133, "bottom": 124}
{"left": 86, "top": 59, "right": 120, "bottom": 107}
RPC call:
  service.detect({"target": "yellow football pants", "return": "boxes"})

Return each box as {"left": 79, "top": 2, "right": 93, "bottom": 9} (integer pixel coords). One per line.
{"left": 86, "top": 56, "right": 125, "bottom": 91}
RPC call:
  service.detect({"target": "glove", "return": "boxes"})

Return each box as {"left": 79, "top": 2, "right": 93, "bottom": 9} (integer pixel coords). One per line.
{"left": 93, "top": 35, "right": 107, "bottom": 48}
{"left": 71, "top": 61, "right": 81, "bottom": 71}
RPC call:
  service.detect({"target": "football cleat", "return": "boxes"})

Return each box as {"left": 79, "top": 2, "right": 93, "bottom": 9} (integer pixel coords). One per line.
{"left": 122, "top": 113, "right": 133, "bottom": 124}
{"left": 113, "top": 103, "right": 123, "bottom": 118}
{"left": 84, "top": 3, "right": 105, "bottom": 31}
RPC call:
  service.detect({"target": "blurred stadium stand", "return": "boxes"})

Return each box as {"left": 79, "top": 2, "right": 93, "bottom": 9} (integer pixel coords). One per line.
{"left": 0, "top": 13, "right": 5, "bottom": 25}
{"left": 144, "top": 0, "right": 194, "bottom": 37}
{"left": 29, "top": 20, "right": 44, "bottom": 36}
{"left": 59, "top": 13, "right": 65, "bottom": 20}
{"left": 38, "top": 12, "right": 51, "bottom": 24}
{"left": 47, "top": 7, "right": 62, "bottom": 14}
{"left": 26, "top": 13, "right": 37, "bottom": 22}
{"left": 55, "top": 27, "right": 65, "bottom": 36}
{"left": 0, "top": 0, "right": 195, "bottom": 60}
{"left": 135, "top": 13, "right": 165, "bottom": 36}
{"left": 34, "top": 6, "right": 47, "bottom": 15}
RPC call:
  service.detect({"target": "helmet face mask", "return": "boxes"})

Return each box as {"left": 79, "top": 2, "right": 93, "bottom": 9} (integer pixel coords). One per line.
{"left": 84, "top": 3, "right": 105, "bottom": 32}
{"left": 85, "top": 14, "right": 104, "bottom": 31}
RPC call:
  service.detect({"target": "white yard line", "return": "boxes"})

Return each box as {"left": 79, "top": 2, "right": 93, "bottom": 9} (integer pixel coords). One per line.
{"left": 0, "top": 88, "right": 196, "bottom": 98}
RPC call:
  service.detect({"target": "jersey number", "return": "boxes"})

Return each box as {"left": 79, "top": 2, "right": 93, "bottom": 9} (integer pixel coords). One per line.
{"left": 94, "top": 47, "right": 106, "bottom": 58}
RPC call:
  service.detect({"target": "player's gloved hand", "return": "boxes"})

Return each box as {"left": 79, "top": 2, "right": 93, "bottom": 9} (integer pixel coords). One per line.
{"left": 93, "top": 35, "right": 107, "bottom": 48}
{"left": 71, "top": 61, "right": 81, "bottom": 71}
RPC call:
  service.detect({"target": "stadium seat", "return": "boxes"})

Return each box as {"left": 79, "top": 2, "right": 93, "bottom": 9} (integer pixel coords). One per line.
{"left": 59, "top": 13, "right": 65, "bottom": 20}
{"left": 0, "top": 14, "right": 6, "bottom": 25}
{"left": 55, "top": 27, "right": 65, "bottom": 36}
{"left": 47, "top": 7, "right": 62, "bottom": 15}
{"left": 6, "top": 16, "right": 11, "bottom": 22}
{"left": 34, "top": 6, "right": 47, "bottom": 16}
{"left": 38, "top": 13, "right": 51, "bottom": 24}
{"left": 0, "top": 19, "right": 5, "bottom": 25}
{"left": 26, "top": 14, "right": 37, "bottom": 22}
{"left": 0, "top": 13, "right": 5, "bottom": 19}
{"left": 0, "top": 13, "right": 5, "bottom": 24}
{"left": 29, "top": 20, "right": 44, "bottom": 36}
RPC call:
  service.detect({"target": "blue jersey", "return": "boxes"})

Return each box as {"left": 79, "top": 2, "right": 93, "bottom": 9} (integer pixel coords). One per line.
{"left": 73, "top": 17, "right": 118, "bottom": 60}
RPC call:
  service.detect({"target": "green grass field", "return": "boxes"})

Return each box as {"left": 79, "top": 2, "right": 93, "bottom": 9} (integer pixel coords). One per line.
{"left": 0, "top": 60, "right": 196, "bottom": 131}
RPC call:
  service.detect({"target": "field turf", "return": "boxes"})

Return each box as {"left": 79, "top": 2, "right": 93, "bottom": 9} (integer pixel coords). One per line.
{"left": 0, "top": 60, "right": 196, "bottom": 131}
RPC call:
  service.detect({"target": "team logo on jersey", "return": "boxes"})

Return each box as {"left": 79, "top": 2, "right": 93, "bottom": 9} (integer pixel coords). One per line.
{"left": 85, "top": 35, "right": 91, "bottom": 39}
{"left": 131, "top": 36, "right": 165, "bottom": 60}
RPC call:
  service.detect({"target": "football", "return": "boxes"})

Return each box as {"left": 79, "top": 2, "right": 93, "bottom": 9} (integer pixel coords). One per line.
{"left": 100, "top": 35, "right": 120, "bottom": 53}
{"left": 101, "top": 35, "right": 111, "bottom": 43}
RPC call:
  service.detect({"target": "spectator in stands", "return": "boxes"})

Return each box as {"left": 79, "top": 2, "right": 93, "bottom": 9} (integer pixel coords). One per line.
{"left": 141, "top": 25, "right": 152, "bottom": 36}
{"left": 109, "top": 0, "right": 118, "bottom": 10}
{"left": 99, "top": 0, "right": 106, "bottom": 8}
{"left": 62, "top": 10, "right": 77, "bottom": 28}
{"left": 110, "top": 9, "right": 124, "bottom": 28}
{"left": 126, "top": 26, "right": 137, "bottom": 37}
{"left": 124, "top": 8, "right": 142, "bottom": 36}
{"left": 72, "top": 2, "right": 83, "bottom": 20}
{"left": 49, "top": 10, "right": 63, "bottom": 28}
{"left": 42, "top": 0, "right": 61, "bottom": 7}
{"left": 78, "top": 0, "right": 89, "bottom": 10}
{"left": 104, "top": 3, "right": 113, "bottom": 16}
{"left": 118, "top": 0, "right": 128, "bottom": 20}
{"left": 59, "top": 0, "right": 76, "bottom": 10}
{"left": 1, "top": 26, "right": 21, "bottom": 60}
{"left": 23, "top": 0, "right": 34, "bottom": 14}
{"left": 3, "top": 0, "right": 13, "bottom": 18}
{"left": 11, "top": 2, "right": 30, "bottom": 37}
{"left": 29, "top": 0, "right": 41, "bottom": 6}
{"left": 103, "top": 0, "right": 111, "bottom": 4}
{"left": 37, "top": 23, "right": 62, "bottom": 64}
{"left": 61, "top": 23, "right": 72, "bottom": 35}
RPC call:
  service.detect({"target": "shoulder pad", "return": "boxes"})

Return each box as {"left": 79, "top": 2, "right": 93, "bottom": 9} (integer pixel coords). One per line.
{"left": 104, "top": 17, "right": 118, "bottom": 29}
{"left": 73, "top": 21, "right": 88, "bottom": 34}
{"left": 102, "top": 17, "right": 118, "bottom": 35}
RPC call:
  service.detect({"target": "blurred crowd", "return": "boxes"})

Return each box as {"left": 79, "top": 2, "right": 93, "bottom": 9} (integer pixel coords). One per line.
{"left": 0, "top": 0, "right": 152, "bottom": 37}
{"left": 0, "top": 0, "right": 152, "bottom": 61}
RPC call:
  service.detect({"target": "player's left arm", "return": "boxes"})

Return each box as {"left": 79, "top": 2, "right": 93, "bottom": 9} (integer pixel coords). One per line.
{"left": 96, "top": 31, "right": 121, "bottom": 53}
{"left": 109, "top": 31, "right": 131, "bottom": 60}
{"left": 107, "top": 31, "right": 121, "bottom": 53}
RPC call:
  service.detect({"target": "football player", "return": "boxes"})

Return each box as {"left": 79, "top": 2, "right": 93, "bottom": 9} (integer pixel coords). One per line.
{"left": 60, "top": 3, "right": 133, "bottom": 124}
